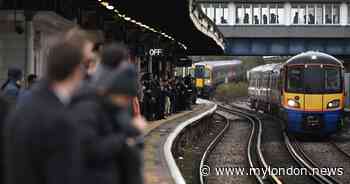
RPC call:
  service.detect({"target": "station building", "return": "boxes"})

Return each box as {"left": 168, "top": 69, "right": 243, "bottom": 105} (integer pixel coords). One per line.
{"left": 197, "top": 0, "right": 350, "bottom": 57}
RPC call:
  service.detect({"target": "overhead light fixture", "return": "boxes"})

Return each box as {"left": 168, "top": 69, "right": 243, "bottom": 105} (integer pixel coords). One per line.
{"left": 107, "top": 5, "right": 114, "bottom": 10}
{"left": 97, "top": 1, "right": 187, "bottom": 50}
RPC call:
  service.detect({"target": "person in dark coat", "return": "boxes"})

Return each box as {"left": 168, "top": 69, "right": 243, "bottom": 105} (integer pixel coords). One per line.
{"left": 71, "top": 64, "right": 145, "bottom": 184}
{"left": 0, "top": 95, "right": 9, "bottom": 182}
{"left": 1, "top": 67, "right": 22, "bottom": 103}
{"left": 3, "top": 28, "right": 94, "bottom": 184}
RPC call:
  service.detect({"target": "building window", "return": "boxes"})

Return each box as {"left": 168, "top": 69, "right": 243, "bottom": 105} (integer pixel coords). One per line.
{"left": 236, "top": 3, "right": 283, "bottom": 25}
{"left": 291, "top": 3, "right": 340, "bottom": 25}
{"left": 216, "top": 3, "right": 229, "bottom": 25}
{"left": 291, "top": 5, "right": 298, "bottom": 24}
{"left": 307, "top": 4, "right": 315, "bottom": 24}
{"left": 262, "top": 4, "right": 268, "bottom": 24}
{"left": 244, "top": 4, "right": 252, "bottom": 24}
{"left": 348, "top": 4, "right": 350, "bottom": 24}
{"left": 253, "top": 4, "right": 260, "bottom": 24}
{"left": 270, "top": 4, "right": 277, "bottom": 24}
{"left": 333, "top": 5, "right": 340, "bottom": 24}
{"left": 299, "top": 4, "right": 307, "bottom": 24}
{"left": 278, "top": 4, "right": 284, "bottom": 24}
{"left": 316, "top": 4, "right": 323, "bottom": 24}
{"left": 325, "top": 4, "right": 332, "bottom": 24}
{"left": 236, "top": 4, "right": 244, "bottom": 24}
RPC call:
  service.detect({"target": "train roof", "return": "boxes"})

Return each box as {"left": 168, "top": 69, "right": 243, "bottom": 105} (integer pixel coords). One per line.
{"left": 248, "top": 63, "right": 283, "bottom": 73}
{"left": 285, "top": 51, "right": 343, "bottom": 66}
{"left": 195, "top": 60, "right": 242, "bottom": 68}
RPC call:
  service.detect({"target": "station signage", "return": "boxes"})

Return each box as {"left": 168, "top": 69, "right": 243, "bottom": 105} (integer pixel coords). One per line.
{"left": 149, "top": 49, "right": 163, "bottom": 56}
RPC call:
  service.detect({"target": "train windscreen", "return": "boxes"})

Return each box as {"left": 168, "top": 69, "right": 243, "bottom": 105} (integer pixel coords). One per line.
{"left": 195, "top": 65, "right": 205, "bottom": 78}
{"left": 286, "top": 66, "right": 342, "bottom": 93}
{"left": 195, "top": 65, "right": 210, "bottom": 78}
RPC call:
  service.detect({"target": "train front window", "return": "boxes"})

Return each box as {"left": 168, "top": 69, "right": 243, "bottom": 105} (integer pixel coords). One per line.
{"left": 304, "top": 66, "right": 323, "bottom": 93}
{"left": 287, "top": 67, "right": 304, "bottom": 92}
{"left": 204, "top": 68, "right": 210, "bottom": 78}
{"left": 195, "top": 66, "right": 205, "bottom": 78}
{"left": 286, "top": 66, "right": 342, "bottom": 93}
{"left": 325, "top": 67, "right": 341, "bottom": 92}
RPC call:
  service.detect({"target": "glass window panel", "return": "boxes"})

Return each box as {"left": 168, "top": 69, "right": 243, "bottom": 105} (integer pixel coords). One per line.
{"left": 253, "top": 4, "right": 261, "bottom": 24}
{"left": 348, "top": 4, "right": 350, "bottom": 24}
{"left": 307, "top": 4, "right": 315, "bottom": 24}
{"left": 316, "top": 4, "right": 323, "bottom": 24}
{"left": 222, "top": 4, "right": 229, "bottom": 24}
{"left": 236, "top": 4, "right": 244, "bottom": 24}
{"left": 269, "top": 4, "right": 277, "bottom": 24}
{"left": 325, "top": 4, "right": 332, "bottom": 24}
{"left": 299, "top": 4, "right": 306, "bottom": 24}
{"left": 244, "top": 4, "right": 252, "bottom": 24}
{"left": 291, "top": 5, "right": 299, "bottom": 24}
{"left": 262, "top": 4, "right": 268, "bottom": 24}
{"left": 277, "top": 4, "right": 284, "bottom": 24}
{"left": 215, "top": 4, "right": 223, "bottom": 24}
{"left": 333, "top": 5, "right": 340, "bottom": 24}
{"left": 207, "top": 4, "right": 215, "bottom": 21}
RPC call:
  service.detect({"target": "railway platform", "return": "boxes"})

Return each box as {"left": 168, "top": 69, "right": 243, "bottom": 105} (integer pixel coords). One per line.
{"left": 143, "top": 99, "right": 217, "bottom": 184}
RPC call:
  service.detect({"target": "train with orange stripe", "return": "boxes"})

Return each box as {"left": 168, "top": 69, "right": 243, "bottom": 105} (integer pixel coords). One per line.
{"left": 194, "top": 60, "right": 242, "bottom": 98}
{"left": 247, "top": 51, "right": 345, "bottom": 135}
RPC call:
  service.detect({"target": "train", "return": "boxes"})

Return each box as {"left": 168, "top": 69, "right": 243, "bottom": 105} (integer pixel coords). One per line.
{"left": 194, "top": 60, "right": 242, "bottom": 98}
{"left": 248, "top": 51, "right": 345, "bottom": 135}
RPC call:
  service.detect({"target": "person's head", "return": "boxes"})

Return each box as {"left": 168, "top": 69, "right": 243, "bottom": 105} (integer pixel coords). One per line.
{"left": 46, "top": 28, "right": 94, "bottom": 92}
{"left": 27, "top": 74, "right": 37, "bottom": 88}
{"left": 7, "top": 67, "right": 22, "bottom": 81}
{"left": 63, "top": 27, "right": 95, "bottom": 69}
{"left": 98, "top": 64, "right": 138, "bottom": 108}
{"left": 101, "top": 42, "right": 129, "bottom": 69}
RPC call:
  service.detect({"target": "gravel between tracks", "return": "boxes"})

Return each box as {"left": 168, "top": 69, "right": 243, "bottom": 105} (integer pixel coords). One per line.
{"left": 260, "top": 115, "right": 316, "bottom": 184}
{"left": 300, "top": 140, "right": 350, "bottom": 183}
{"left": 206, "top": 111, "right": 254, "bottom": 184}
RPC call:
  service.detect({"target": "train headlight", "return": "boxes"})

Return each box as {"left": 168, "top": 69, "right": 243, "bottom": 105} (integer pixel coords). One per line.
{"left": 287, "top": 99, "right": 300, "bottom": 108}
{"left": 327, "top": 100, "right": 340, "bottom": 109}
{"left": 204, "top": 79, "right": 211, "bottom": 85}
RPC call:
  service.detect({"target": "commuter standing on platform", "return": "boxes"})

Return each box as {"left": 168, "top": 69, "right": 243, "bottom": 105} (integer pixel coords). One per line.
{"left": 4, "top": 28, "right": 94, "bottom": 184}
{"left": 1, "top": 67, "right": 22, "bottom": 103}
{"left": 71, "top": 43, "right": 145, "bottom": 184}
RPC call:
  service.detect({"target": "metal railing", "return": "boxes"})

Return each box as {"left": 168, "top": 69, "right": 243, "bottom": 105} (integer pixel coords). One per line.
{"left": 189, "top": 0, "right": 225, "bottom": 51}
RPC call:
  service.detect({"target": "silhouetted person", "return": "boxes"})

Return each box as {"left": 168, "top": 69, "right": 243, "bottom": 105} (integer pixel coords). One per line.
{"left": 263, "top": 14, "right": 268, "bottom": 24}
{"left": 221, "top": 16, "right": 227, "bottom": 24}
{"left": 293, "top": 12, "right": 299, "bottom": 24}
{"left": 325, "top": 14, "right": 332, "bottom": 24}
{"left": 243, "top": 13, "right": 249, "bottom": 24}
{"left": 254, "top": 15, "right": 259, "bottom": 24}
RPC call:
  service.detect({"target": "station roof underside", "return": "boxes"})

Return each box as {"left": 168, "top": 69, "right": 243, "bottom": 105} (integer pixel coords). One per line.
{"left": 197, "top": 0, "right": 350, "bottom": 2}
{"left": 97, "top": 0, "right": 223, "bottom": 56}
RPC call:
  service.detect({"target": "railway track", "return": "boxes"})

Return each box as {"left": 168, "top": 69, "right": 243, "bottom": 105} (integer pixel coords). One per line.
{"left": 330, "top": 141, "right": 350, "bottom": 160}
{"left": 284, "top": 133, "right": 343, "bottom": 184}
{"left": 200, "top": 104, "right": 282, "bottom": 184}
{"left": 230, "top": 102, "right": 345, "bottom": 184}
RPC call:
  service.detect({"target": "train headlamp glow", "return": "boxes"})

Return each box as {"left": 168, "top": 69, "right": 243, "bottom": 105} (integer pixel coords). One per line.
{"left": 204, "top": 79, "right": 211, "bottom": 85}
{"left": 287, "top": 99, "right": 300, "bottom": 108}
{"left": 327, "top": 100, "right": 340, "bottom": 109}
